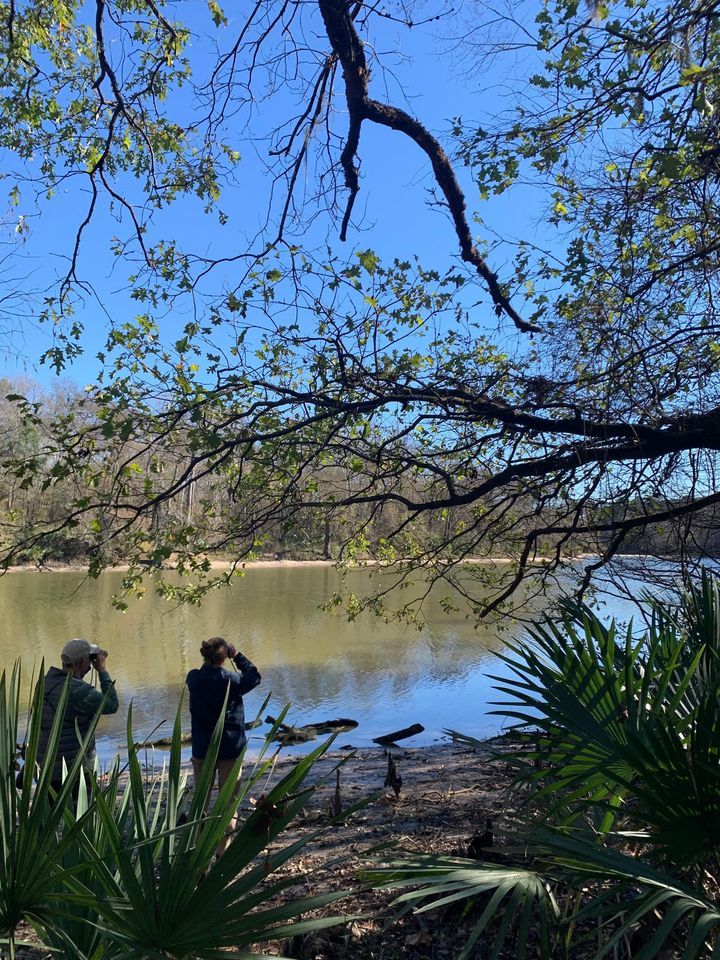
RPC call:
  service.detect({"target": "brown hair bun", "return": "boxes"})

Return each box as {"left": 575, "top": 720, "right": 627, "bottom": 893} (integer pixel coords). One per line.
{"left": 200, "top": 636, "right": 229, "bottom": 666}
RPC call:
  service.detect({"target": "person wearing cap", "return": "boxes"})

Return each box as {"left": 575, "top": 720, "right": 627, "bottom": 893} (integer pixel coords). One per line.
{"left": 35, "top": 638, "right": 119, "bottom": 793}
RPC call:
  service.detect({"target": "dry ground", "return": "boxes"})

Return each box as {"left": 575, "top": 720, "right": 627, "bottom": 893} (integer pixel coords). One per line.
{"left": 251, "top": 741, "right": 516, "bottom": 959}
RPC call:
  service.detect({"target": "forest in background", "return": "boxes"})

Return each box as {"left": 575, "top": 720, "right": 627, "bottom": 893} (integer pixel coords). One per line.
{"left": 1, "top": 375, "right": 717, "bottom": 573}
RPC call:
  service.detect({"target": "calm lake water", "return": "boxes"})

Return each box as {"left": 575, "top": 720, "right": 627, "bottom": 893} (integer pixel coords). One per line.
{"left": 0, "top": 563, "right": 650, "bottom": 763}
{"left": 0, "top": 565, "right": 532, "bottom": 761}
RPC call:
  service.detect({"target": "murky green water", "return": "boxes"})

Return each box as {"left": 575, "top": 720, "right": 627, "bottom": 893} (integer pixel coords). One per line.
{"left": 0, "top": 565, "right": 530, "bottom": 759}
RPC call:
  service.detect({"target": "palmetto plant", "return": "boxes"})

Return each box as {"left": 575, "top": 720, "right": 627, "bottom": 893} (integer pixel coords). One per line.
{"left": 0, "top": 663, "right": 106, "bottom": 958}
{"left": 367, "top": 571, "right": 720, "bottom": 959}
{"left": 74, "top": 705, "right": 354, "bottom": 960}
{"left": 1, "top": 668, "right": 357, "bottom": 959}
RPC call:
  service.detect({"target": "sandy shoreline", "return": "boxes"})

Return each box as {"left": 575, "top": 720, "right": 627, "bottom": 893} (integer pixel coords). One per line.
{"left": 0, "top": 554, "right": 608, "bottom": 575}
{"left": 248, "top": 739, "right": 508, "bottom": 813}
{"left": 1, "top": 558, "right": 343, "bottom": 573}
{"left": 167, "top": 740, "right": 517, "bottom": 959}
{"left": 246, "top": 740, "right": 517, "bottom": 958}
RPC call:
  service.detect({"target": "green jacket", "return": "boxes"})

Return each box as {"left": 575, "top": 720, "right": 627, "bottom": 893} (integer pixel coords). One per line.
{"left": 38, "top": 666, "right": 119, "bottom": 781}
{"left": 67, "top": 668, "right": 119, "bottom": 716}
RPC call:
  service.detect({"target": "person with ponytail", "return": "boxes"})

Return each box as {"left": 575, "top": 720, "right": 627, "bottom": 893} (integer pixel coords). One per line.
{"left": 185, "top": 637, "right": 261, "bottom": 852}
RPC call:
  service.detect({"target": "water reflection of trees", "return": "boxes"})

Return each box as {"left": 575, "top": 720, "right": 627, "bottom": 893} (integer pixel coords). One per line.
{"left": 264, "top": 636, "right": 504, "bottom": 711}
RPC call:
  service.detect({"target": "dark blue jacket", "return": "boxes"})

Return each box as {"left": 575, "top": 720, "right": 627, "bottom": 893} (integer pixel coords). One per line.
{"left": 186, "top": 653, "right": 261, "bottom": 761}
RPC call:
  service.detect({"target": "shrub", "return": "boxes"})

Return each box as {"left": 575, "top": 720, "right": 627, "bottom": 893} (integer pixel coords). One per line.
{"left": 366, "top": 571, "right": 720, "bottom": 959}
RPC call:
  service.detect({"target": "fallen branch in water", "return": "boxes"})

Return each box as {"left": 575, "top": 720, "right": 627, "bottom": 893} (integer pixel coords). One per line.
{"left": 265, "top": 715, "right": 359, "bottom": 745}
{"left": 134, "top": 718, "right": 265, "bottom": 751}
{"left": 373, "top": 723, "right": 425, "bottom": 746}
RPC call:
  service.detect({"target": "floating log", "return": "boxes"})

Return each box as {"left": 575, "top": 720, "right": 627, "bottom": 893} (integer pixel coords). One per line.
{"left": 134, "top": 717, "right": 265, "bottom": 751}
{"left": 133, "top": 733, "right": 192, "bottom": 750}
{"left": 304, "top": 718, "right": 358, "bottom": 735}
{"left": 275, "top": 726, "right": 316, "bottom": 745}
{"left": 265, "top": 715, "right": 359, "bottom": 745}
{"left": 373, "top": 723, "right": 424, "bottom": 746}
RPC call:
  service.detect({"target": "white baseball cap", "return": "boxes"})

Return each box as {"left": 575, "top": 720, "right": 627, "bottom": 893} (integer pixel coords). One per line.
{"left": 61, "top": 638, "right": 101, "bottom": 665}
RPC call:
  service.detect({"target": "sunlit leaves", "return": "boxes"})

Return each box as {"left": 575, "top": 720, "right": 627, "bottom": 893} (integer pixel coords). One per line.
{"left": 456, "top": 0, "right": 720, "bottom": 420}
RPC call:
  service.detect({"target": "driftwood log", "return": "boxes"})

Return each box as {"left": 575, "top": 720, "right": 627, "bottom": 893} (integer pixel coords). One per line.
{"left": 265, "top": 715, "right": 359, "bottom": 745}
{"left": 133, "top": 733, "right": 192, "bottom": 750}
{"left": 373, "top": 723, "right": 425, "bottom": 746}
{"left": 135, "top": 716, "right": 361, "bottom": 750}
{"left": 133, "top": 718, "right": 264, "bottom": 751}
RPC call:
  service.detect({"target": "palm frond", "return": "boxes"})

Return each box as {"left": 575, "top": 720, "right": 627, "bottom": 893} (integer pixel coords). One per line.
{"left": 364, "top": 854, "right": 560, "bottom": 960}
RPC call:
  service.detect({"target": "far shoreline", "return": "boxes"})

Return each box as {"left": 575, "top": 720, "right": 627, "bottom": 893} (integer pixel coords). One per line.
{"left": 0, "top": 554, "right": 613, "bottom": 575}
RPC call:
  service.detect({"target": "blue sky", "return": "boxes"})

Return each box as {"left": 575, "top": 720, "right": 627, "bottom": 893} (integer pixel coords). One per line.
{"left": 0, "top": 2, "right": 545, "bottom": 390}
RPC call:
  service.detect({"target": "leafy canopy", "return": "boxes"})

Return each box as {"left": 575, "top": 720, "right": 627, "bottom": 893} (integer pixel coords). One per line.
{"left": 0, "top": 0, "right": 717, "bottom": 615}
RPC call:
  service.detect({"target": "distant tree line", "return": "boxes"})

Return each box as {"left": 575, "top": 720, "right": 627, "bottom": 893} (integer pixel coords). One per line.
{"left": 0, "top": 378, "right": 715, "bottom": 586}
